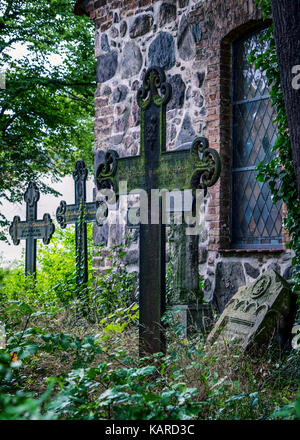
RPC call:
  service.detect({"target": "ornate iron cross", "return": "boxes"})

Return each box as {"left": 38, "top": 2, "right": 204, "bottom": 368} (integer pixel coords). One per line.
{"left": 97, "top": 66, "right": 221, "bottom": 355}
{"left": 56, "top": 160, "right": 97, "bottom": 286}
{"left": 9, "top": 182, "right": 55, "bottom": 276}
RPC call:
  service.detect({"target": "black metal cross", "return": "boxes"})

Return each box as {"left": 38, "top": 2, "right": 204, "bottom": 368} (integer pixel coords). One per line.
{"left": 56, "top": 160, "right": 97, "bottom": 286}
{"left": 97, "top": 66, "right": 221, "bottom": 355}
{"left": 9, "top": 182, "right": 55, "bottom": 276}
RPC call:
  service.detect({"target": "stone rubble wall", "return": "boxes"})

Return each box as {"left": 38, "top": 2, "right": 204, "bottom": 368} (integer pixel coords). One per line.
{"left": 84, "top": 0, "right": 293, "bottom": 311}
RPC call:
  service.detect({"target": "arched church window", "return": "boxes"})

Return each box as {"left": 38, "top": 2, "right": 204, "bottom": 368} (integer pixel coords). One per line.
{"left": 231, "top": 29, "right": 282, "bottom": 249}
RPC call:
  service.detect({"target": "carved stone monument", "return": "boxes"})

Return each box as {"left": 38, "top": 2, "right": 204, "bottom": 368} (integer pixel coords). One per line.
{"left": 207, "top": 270, "right": 294, "bottom": 351}
{"left": 168, "top": 220, "right": 213, "bottom": 336}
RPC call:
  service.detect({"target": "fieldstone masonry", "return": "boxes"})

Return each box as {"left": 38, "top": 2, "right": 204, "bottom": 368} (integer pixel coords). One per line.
{"left": 76, "top": 0, "right": 294, "bottom": 312}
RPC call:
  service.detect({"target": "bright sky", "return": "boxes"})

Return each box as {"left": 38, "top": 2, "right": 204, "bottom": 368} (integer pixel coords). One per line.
{"left": 7, "top": 41, "right": 63, "bottom": 66}
{"left": 0, "top": 177, "right": 95, "bottom": 267}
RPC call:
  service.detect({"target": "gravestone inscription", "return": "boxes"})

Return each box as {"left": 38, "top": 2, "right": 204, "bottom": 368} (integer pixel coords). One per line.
{"left": 207, "top": 270, "right": 294, "bottom": 351}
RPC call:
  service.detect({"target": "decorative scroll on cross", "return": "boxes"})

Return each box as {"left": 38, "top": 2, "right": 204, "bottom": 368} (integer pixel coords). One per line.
{"left": 56, "top": 160, "right": 98, "bottom": 286}
{"left": 9, "top": 182, "right": 55, "bottom": 276}
{"left": 97, "top": 66, "right": 221, "bottom": 355}
{"left": 97, "top": 77, "right": 220, "bottom": 195}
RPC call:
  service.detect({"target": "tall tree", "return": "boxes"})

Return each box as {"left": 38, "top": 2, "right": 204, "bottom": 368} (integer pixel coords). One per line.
{"left": 0, "top": 0, "right": 96, "bottom": 240}
{"left": 271, "top": 0, "right": 300, "bottom": 201}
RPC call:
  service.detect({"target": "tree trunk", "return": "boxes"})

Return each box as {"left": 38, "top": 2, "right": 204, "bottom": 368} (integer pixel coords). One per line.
{"left": 271, "top": 0, "right": 300, "bottom": 201}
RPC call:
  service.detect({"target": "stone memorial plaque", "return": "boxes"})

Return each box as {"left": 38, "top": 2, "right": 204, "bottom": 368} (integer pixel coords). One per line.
{"left": 207, "top": 270, "right": 294, "bottom": 351}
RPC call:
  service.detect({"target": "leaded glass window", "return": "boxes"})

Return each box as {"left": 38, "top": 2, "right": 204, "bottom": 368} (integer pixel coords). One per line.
{"left": 231, "top": 30, "right": 282, "bottom": 249}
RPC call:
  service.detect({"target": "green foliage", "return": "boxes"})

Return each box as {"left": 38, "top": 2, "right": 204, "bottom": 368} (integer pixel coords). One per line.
{"left": 0, "top": 224, "right": 92, "bottom": 307}
{"left": 245, "top": 0, "right": 300, "bottom": 419}
{"left": 0, "top": 300, "right": 57, "bottom": 419}
{"left": 166, "top": 244, "right": 205, "bottom": 305}
{"left": 0, "top": 300, "right": 200, "bottom": 420}
{"left": 249, "top": 0, "right": 300, "bottom": 296}
{"left": 0, "top": 0, "right": 96, "bottom": 240}
{"left": 47, "top": 361, "right": 200, "bottom": 420}
{"left": 91, "top": 240, "right": 138, "bottom": 317}
{"left": 272, "top": 391, "right": 300, "bottom": 420}
{"left": 0, "top": 351, "right": 57, "bottom": 420}
{"left": 0, "top": 225, "right": 138, "bottom": 324}
{"left": 0, "top": 289, "right": 299, "bottom": 420}
{"left": 99, "top": 304, "right": 139, "bottom": 338}
{"left": 0, "top": 209, "right": 298, "bottom": 420}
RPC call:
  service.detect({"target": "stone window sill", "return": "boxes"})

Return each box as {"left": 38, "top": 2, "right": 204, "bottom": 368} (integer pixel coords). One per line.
{"left": 218, "top": 248, "right": 285, "bottom": 254}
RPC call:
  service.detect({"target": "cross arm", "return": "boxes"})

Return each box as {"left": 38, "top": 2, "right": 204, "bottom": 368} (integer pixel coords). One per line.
{"left": 96, "top": 152, "right": 147, "bottom": 194}
{"left": 9, "top": 214, "right": 55, "bottom": 244}
{"left": 56, "top": 200, "right": 98, "bottom": 228}
{"left": 96, "top": 137, "right": 221, "bottom": 195}
{"left": 159, "top": 137, "right": 221, "bottom": 193}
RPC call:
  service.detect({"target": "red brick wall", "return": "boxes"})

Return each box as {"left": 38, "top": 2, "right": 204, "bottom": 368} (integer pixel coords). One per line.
{"left": 84, "top": 0, "right": 162, "bottom": 30}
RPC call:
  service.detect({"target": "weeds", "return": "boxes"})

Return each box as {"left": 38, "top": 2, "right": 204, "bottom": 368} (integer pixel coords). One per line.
{"left": 0, "top": 227, "right": 299, "bottom": 420}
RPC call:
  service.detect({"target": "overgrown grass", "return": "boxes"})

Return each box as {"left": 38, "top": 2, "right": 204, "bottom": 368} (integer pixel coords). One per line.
{"left": 0, "top": 227, "right": 299, "bottom": 420}
{"left": 0, "top": 303, "right": 299, "bottom": 420}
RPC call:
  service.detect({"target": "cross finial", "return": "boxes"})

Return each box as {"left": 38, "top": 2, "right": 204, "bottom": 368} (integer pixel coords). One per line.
{"left": 9, "top": 216, "right": 21, "bottom": 245}
{"left": 73, "top": 160, "right": 88, "bottom": 205}
{"left": 24, "top": 182, "right": 40, "bottom": 207}
{"left": 137, "top": 66, "right": 171, "bottom": 110}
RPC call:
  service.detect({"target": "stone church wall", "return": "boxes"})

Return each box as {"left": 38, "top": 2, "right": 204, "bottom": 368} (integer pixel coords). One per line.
{"left": 79, "top": 0, "right": 294, "bottom": 312}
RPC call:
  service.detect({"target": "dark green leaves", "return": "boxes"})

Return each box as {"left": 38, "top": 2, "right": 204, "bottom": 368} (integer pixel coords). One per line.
{"left": 0, "top": 0, "right": 96, "bottom": 240}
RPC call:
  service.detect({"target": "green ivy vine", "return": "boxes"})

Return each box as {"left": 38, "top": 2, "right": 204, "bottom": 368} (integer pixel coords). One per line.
{"left": 249, "top": 0, "right": 300, "bottom": 298}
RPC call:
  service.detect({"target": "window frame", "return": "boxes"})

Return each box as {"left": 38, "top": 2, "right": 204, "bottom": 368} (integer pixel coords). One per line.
{"left": 230, "top": 27, "right": 283, "bottom": 250}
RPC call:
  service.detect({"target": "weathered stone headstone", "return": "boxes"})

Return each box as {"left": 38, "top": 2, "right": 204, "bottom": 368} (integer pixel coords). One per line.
{"left": 169, "top": 220, "right": 200, "bottom": 306}
{"left": 207, "top": 270, "right": 294, "bottom": 351}
{"left": 214, "top": 261, "right": 246, "bottom": 313}
{"left": 168, "top": 219, "right": 214, "bottom": 336}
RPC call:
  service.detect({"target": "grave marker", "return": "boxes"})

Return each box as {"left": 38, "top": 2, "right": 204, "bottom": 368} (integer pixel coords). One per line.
{"left": 56, "top": 160, "right": 98, "bottom": 286}
{"left": 97, "top": 66, "right": 221, "bottom": 355}
{"left": 9, "top": 182, "right": 55, "bottom": 275}
{"left": 207, "top": 270, "right": 294, "bottom": 351}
